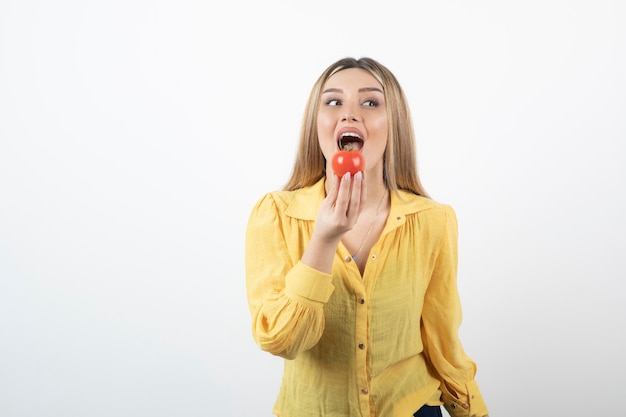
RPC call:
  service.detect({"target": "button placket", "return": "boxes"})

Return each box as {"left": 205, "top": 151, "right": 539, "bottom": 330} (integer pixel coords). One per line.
{"left": 354, "top": 287, "right": 369, "bottom": 417}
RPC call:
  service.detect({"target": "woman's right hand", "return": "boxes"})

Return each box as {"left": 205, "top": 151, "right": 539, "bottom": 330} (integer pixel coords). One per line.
{"left": 317, "top": 171, "right": 366, "bottom": 241}
{"left": 301, "top": 172, "right": 366, "bottom": 273}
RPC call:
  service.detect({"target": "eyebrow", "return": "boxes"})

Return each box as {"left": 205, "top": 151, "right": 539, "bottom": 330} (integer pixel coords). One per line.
{"left": 322, "top": 87, "right": 384, "bottom": 94}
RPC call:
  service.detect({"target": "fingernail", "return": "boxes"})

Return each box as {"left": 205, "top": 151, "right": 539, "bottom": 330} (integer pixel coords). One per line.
{"left": 354, "top": 171, "right": 362, "bottom": 181}
{"left": 343, "top": 172, "right": 351, "bottom": 180}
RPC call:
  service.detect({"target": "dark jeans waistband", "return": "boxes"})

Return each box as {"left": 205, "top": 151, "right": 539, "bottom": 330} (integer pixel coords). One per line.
{"left": 413, "top": 405, "right": 442, "bottom": 417}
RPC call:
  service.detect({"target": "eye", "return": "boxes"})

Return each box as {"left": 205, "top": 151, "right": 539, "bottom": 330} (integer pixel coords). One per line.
{"left": 325, "top": 98, "right": 341, "bottom": 106}
{"left": 363, "top": 99, "right": 379, "bottom": 107}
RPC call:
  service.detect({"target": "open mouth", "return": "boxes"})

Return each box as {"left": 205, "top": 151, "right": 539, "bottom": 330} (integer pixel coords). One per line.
{"left": 337, "top": 132, "right": 364, "bottom": 151}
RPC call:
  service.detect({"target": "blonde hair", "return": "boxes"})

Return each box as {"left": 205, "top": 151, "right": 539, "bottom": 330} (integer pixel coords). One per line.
{"left": 283, "top": 57, "right": 429, "bottom": 198}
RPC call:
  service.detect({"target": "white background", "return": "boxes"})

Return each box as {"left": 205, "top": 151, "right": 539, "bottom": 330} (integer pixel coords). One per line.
{"left": 1, "top": 1, "right": 624, "bottom": 416}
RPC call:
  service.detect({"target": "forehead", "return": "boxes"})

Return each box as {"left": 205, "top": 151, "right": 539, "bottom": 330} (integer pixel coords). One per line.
{"left": 322, "top": 68, "right": 383, "bottom": 91}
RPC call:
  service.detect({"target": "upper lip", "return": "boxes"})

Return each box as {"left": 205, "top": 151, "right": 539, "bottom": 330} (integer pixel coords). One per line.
{"left": 336, "top": 128, "right": 364, "bottom": 150}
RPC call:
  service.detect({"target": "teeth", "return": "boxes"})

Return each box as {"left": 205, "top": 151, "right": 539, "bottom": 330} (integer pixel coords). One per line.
{"left": 340, "top": 132, "right": 362, "bottom": 139}
{"left": 338, "top": 131, "right": 364, "bottom": 151}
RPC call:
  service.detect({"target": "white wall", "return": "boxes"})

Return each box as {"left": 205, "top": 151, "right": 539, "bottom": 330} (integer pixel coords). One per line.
{"left": 1, "top": 1, "right": 624, "bottom": 416}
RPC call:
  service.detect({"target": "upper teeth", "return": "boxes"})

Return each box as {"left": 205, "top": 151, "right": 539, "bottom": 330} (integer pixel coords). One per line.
{"left": 340, "top": 132, "right": 361, "bottom": 139}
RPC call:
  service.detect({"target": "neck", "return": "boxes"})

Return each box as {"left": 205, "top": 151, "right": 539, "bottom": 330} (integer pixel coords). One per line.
{"left": 366, "top": 184, "right": 388, "bottom": 207}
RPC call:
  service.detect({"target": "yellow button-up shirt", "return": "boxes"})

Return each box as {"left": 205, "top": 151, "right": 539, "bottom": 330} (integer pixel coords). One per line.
{"left": 246, "top": 179, "right": 488, "bottom": 417}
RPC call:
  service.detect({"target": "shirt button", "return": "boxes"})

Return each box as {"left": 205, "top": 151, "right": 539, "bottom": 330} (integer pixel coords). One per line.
{"left": 359, "top": 298, "right": 365, "bottom": 304}
{"left": 371, "top": 254, "right": 376, "bottom": 259}
{"left": 361, "top": 388, "right": 368, "bottom": 394}
{"left": 358, "top": 343, "right": 365, "bottom": 349}
{"left": 344, "top": 255, "right": 352, "bottom": 262}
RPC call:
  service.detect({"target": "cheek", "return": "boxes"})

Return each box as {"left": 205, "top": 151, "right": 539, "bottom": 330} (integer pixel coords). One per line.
{"left": 368, "top": 115, "right": 389, "bottom": 155}
{"left": 317, "top": 114, "right": 337, "bottom": 148}
{"left": 372, "top": 113, "right": 388, "bottom": 133}
{"left": 316, "top": 119, "right": 333, "bottom": 158}
{"left": 317, "top": 113, "right": 334, "bottom": 136}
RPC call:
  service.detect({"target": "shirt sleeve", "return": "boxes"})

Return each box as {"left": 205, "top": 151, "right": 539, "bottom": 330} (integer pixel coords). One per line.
{"left": 245, "top": 193, "right": 335, "bottom": 360}
{"left": 420, "top": 205, "right": 489, "bottom": 417}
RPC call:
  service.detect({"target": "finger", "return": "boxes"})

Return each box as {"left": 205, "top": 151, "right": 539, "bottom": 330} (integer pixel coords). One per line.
{"left": 347, "top": 171, "right": 364, "bottom": 221}
{"left": 358, "top": 171, "right": 367, "bottom": 210}
{"left": 324, "top": 174, "right": 340, "bottom": 208}
{"left": 334, "top": 172, "right": 352, "bottom": 216}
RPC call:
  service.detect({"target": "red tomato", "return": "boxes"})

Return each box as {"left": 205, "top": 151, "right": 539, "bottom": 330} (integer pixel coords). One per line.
{"left": 331, "top": 150, "right": 365, "bottom": 177}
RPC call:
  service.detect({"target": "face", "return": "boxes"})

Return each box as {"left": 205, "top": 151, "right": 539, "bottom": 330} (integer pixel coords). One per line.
{"left": 317, "top": 68, "right": 388, "bottom": 178}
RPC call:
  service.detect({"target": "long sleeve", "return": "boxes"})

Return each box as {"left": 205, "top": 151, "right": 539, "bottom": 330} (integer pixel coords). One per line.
{"left": 245, "top": 193, "right": 335, "bottom": 359}
{"left": 420, "top": 205, "right": 489, "bottom": 417}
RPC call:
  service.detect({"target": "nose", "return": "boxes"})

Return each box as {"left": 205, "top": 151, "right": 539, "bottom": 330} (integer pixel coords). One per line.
{"left": 342, "top": 112, "right": 359, "bottom": 122}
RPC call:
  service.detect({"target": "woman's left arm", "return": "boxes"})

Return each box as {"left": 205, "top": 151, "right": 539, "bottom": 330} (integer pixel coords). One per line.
{"left": 420, "top": 205, "right": 490, "bottom": 417}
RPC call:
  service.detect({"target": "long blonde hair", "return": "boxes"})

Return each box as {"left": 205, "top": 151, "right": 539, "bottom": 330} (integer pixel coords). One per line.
{"left": 284, "top": 57, "right": 429, "bottom": 198}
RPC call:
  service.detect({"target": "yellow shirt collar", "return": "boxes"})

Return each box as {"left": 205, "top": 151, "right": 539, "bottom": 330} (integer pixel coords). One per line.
{"left": 283, "top": 177, "right": 437, "bottom": 225}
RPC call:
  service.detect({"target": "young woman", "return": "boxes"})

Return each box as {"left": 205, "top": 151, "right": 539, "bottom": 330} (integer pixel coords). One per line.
{"left": 245, "top": 57, "right": 489, "bottom": 417}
